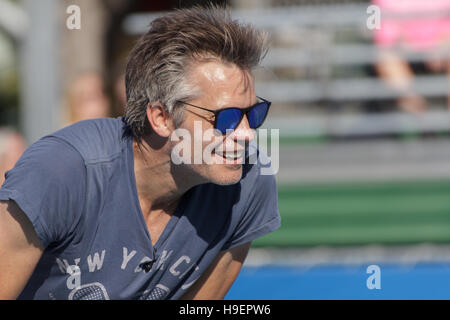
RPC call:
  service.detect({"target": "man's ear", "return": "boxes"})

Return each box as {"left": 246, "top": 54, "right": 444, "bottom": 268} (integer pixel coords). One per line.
{"left": 146, "top": 102, "right": 175, "bottom": 138}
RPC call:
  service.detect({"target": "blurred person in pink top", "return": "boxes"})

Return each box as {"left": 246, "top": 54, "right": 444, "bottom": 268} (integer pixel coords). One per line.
{"left": 373, "top": 0, "right": 450, "bottom": 112}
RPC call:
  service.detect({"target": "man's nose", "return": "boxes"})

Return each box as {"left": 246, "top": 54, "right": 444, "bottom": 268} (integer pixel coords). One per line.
{"left": 231, "top": 114, "right": 255, "bottom": 142}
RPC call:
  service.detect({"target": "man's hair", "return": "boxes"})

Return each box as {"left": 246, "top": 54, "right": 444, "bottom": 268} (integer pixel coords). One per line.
{"left": 124, "top": 4, "right": 268, "bottom": 141}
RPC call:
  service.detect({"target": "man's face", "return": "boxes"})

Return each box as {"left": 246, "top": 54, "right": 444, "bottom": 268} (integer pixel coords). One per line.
{"left": 171, "top": 60, "right": 257, "bottom": 186}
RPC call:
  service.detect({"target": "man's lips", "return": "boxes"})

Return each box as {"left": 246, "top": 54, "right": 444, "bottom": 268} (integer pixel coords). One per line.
{"left": 213, "top": 149, "right": 246, "bottom": 160}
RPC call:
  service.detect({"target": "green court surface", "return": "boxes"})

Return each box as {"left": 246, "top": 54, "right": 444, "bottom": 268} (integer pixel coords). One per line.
{"left": 253, "top": 179, "right": 450, "bottom": 247}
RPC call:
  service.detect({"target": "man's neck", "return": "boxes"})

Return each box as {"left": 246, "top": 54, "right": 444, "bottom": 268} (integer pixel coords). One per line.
{"left": 132, "top": 138, "right": 193, "bottom": 216}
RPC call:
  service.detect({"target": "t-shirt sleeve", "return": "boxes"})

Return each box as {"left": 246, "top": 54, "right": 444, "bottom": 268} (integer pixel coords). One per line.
{"left": 222, "top": 161, "right": 281, "bottom": 251}
{"left": 0, "top": 136, "right": 86, "bottom": 248}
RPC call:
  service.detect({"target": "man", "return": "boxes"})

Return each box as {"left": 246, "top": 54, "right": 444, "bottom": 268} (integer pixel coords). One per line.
{"left": 0, "top": 5, "right": 280, "bottom": 300}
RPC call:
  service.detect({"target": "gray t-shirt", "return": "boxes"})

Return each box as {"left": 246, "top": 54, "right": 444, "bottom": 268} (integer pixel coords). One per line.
{"left": 0, "top": 117, "right": 280, "bottom": 300}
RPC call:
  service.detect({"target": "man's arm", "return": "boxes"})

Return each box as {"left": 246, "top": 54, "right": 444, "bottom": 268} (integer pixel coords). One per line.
{"left": 180, "top": 242, "right": 251, "bottom": 300}
{"left": 375, "top": 49, "right": 427, "bottom": 113}
{"left": 0, "top": 200, "right": 44, "bottom": 299}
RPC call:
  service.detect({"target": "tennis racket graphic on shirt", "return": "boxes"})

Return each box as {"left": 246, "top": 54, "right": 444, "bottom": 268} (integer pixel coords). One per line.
{"left": 139, "top": 284, "right": 170, "bottom": 300}
{"left": 68, "top": 282, "right": 110, "bottom": 300}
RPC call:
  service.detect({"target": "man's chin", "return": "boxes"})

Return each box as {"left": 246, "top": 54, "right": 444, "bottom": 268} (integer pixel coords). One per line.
{"left": 208, "top": 165, "right": 243, "bottom": 186}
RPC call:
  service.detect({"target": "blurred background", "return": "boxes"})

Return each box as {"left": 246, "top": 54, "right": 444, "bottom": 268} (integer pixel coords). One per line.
{"left": 2, "top": 0, "right": 450, "bottom": 299}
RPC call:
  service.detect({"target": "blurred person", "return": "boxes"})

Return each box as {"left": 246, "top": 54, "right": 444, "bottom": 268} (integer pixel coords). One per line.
{"left": 0, "top": 5, "right": 280, "bottom": 300}
{"left": 66, "top": 71, "right": 111, "bottom": 124}
{"left": 113, "top": 73, "right": 126, "bottom": 114}
{"left": 0, "top": 129, "right": 26, "bottom": 187}
{"left": 373, "top": 0, "right": 450, "bottom": 113}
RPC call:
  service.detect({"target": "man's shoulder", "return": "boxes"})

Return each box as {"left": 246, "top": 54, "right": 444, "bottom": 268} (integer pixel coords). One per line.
{"left": 47, "top": 117, "right": 129, "bottom": 164}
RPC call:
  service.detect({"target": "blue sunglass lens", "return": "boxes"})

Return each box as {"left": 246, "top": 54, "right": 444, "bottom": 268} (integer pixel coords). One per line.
{"left": 248, "top": 102, "right": 269, "bottom": 129}
{"left": 216, "top": 108, "right": 243, "bottom": 134}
